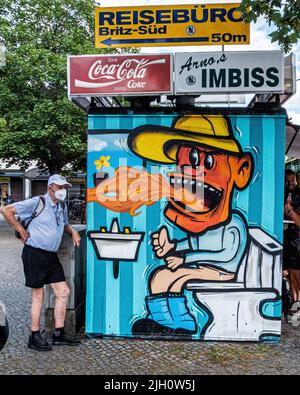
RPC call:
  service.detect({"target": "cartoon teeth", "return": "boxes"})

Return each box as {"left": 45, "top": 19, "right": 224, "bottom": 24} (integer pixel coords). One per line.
{"left": 169, "top": 175, "right": 221, "bottom": 195}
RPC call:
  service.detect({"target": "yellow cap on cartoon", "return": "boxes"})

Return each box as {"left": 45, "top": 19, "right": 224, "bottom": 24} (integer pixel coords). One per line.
{"left": 129, "top": 115, "right": 242, "bottom": 164}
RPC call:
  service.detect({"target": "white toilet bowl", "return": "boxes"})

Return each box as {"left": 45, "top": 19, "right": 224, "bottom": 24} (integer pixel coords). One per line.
{"left": 187, "top": 228, "right": 282, "bottom": 341}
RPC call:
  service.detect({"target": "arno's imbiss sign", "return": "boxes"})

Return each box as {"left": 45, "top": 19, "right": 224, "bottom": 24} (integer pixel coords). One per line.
{"left": 68, "top": 51, "right": 284, "bottom": 96}
{"left": 174, "top": 51, "right": 284, "bottom": 94}
{"left": 95, "top": 3, "right": 250, "bottom": 48}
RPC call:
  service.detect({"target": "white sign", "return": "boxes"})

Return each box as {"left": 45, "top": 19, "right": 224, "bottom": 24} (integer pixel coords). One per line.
{"left": 174, "top": 51, "right": 284, "bottom": 94}
{"left": 284, "top": 53, "right": 296, "bottom": 95}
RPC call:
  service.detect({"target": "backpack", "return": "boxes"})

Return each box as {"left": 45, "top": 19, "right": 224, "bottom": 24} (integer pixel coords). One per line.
{"left": 15, "top": 196, "right": 46, "bottom": 239}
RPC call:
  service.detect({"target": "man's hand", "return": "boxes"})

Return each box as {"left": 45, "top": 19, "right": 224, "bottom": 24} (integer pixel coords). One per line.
{"left": 151, "top": 226, "right": 174, "bottom": 258}
{"left": 165, "top": 256, "right": 184, "bottom": 271}
{"left": 72, "top": 230, "right": 81, "bottom": 248}
{"left": 64, "top": 224, "right": 81, "bottom": 248}
{"left": 19, "top": 228, "right": 30, "bottom": 244}
{"left": 0, "top": 205, "right": 29, "bottom": 243}
{"left": 284, "top": 202, "right": 293, "bottom": 217}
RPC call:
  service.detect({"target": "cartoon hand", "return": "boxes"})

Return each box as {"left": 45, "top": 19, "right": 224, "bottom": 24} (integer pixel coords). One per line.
{"left": 165, "top": 256, "right": 184, "bottom": 271}
{"left": 151, "top": 226, "right": 174, "bottom": 258}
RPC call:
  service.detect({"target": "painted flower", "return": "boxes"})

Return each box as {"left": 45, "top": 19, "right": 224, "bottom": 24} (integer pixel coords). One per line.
{"left": 94, "top": 155, "right": 111, "bottom": 170}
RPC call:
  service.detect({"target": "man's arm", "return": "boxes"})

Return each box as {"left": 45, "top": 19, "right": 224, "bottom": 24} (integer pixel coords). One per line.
{"left": 285, "top": 203, "right": 300, "bottom": 228}
{"left": 62, "top": 203, "right": 81, "bottom": 248}
{"left": 166, "top": 223, "right": 245, "bottom": 271}
{"left": 0, "top": 205, "right": 30, "bottom": 243}
{"left": 174, "top": 238, "right": 190, "bottom": 252}
{"left": 64, "top": 224, "right": 81, "bottom": 248}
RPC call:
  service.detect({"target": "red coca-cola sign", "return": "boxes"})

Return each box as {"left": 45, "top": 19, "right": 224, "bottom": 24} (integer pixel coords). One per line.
{"left": 68, "top": 54, "right": 173, "bottom": 96}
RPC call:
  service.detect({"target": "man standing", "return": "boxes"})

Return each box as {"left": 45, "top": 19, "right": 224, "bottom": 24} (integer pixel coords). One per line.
{"left": 284, "top": 169, "right": 300, "bottom": 303}
{"left": 0, "top": 174, "right": 81, "bottom": 351}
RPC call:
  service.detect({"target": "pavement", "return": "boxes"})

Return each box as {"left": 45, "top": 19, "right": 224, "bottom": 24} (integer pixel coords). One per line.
{"left": 0, "top": 214, "right": 300, "bottom": 375}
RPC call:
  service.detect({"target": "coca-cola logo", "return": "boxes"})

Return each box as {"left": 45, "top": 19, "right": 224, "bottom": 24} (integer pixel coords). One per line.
{"left": 74, "top": 57, "right": 167, "bottom": 89}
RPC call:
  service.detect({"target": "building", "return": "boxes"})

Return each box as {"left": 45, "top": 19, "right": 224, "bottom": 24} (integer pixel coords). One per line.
{"left": 0, "top": 162, "right": 86, "bottom": 206}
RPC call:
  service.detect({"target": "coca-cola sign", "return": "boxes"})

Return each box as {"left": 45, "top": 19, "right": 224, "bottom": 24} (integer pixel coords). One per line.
{"left": 68, "top": 54, "right": 173, "bottom": 96}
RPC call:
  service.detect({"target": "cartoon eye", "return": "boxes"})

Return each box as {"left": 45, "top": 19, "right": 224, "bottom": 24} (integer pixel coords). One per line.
{"left": 204, "top": 154, "right": 214, "bottom": 170}
{"left": 189, "top": 148, "right": 199, "bottom": 167}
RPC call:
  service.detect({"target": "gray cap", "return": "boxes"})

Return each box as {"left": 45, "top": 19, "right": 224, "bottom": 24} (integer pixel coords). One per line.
{"left": 47, "top": 174, "right": 72, "bottom": 188}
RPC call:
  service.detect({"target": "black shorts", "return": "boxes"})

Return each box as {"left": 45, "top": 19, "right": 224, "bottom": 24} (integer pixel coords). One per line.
{"left": 283, "top": 237, "right": 300, "bottom": 271}
{"left": 21, "top": 245, "right": 66, "bottom": 288}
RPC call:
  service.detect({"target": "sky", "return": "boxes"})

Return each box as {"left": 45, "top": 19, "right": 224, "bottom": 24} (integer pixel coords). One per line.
{"left": 99, "top": 0, "right": 300, "bottom": 124}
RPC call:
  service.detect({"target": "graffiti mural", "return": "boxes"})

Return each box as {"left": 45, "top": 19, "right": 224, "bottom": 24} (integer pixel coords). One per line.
{"left": 86, "top": 113, "right": 285, "bottom": 342}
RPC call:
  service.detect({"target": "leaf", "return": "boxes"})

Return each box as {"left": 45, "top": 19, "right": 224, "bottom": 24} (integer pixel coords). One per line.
{"left": 0, "top": 0, "right": 138, "bottom": 173}
{"left": 239, "top": 0, "right": 300, "bottom": 53}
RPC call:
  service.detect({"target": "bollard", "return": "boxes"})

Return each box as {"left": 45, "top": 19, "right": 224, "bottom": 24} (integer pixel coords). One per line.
{"left": 45, "top": 225, "right": 86, "bottom": 335}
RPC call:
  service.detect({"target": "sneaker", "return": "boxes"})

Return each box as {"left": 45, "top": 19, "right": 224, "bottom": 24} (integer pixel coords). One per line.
{"left": 28, "top": 332, "right": 52, "bottom": 352}
{"left": 291, "top": 310, "right": 300, "bottom": 327}
{"left": 52, "top": 332, "right": 81, "bottom": 346}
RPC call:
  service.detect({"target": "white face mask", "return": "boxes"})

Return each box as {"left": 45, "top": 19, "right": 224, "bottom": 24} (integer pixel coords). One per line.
{"left": 54, "top": 188, "right": 67, "bottom": 201}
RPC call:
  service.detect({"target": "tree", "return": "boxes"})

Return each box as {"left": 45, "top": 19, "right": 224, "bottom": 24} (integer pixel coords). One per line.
{"left": 239, "top": 0, "right": 300, "bottom": 53}
{"left": 0, "top": 0, "right": 136, "bottom": 174}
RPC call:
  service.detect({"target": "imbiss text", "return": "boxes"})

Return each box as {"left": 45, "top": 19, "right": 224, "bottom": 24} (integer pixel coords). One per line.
{"left": 179, "top": 56, "right": 280, "bottom": 88}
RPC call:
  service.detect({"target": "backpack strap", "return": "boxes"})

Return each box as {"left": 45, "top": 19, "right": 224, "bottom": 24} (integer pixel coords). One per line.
{"left": 24, "top": 196, "right": 46, "bottom": 229}
{"left": 30, "top": 196, "right": 45, "bottom": 219}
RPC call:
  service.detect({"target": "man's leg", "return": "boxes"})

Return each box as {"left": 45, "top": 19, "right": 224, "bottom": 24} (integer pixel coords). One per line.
{"left": 150, "top": 266, "right": 235, "bottom": 294}
{"left": 51, "top": 281, "right": 80, "bottom": 346}
{"left": 290, "top": 269, "right": 300, "bottom": 302}
{"left": 51, "top": 281, "right": 70, "bottom": 329}
{"left": 28, "top": 287, "right": 52, "bottom": 351}
{"left": 133, "top": 266, "right": 234, "bottom": 336}
{"left": 31, "top": 288, "right": 44, "bottom": 331}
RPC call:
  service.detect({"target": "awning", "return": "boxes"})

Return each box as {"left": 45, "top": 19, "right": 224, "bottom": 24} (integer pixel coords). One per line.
{"left": 286, "top": 124, "right": 300, "bottom": 158}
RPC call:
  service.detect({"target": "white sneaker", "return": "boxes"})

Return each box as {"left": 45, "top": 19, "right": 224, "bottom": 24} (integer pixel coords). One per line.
{"left": 291, "top": 310, "right": 300, "bottom": 327}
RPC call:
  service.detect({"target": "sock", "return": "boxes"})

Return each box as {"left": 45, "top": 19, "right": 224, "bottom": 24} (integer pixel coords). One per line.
{"left": 54, "top": 327, "right": 65, "bottom": 337}
{"left": 31, "top": 330, "right": 40, "bottom": 336}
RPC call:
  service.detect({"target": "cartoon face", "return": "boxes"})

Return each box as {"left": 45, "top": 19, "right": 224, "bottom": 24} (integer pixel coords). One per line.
{"left": 165, "top": 144, "right": 253, "bottom": 233}
{"left": 90, "top": 115, "right": 254, "bottom": 236}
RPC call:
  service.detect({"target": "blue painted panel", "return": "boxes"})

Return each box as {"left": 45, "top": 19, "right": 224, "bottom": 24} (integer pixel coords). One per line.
{"left": 86, "top": 113, "right": 285, "bottom": 342}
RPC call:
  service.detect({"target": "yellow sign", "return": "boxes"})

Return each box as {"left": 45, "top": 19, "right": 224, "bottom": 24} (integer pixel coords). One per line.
{"left": 95, "top": 3, "right": 250, "bottom": 48}
{"left": 0, "top": 177, "right": 10, "bottom": 183}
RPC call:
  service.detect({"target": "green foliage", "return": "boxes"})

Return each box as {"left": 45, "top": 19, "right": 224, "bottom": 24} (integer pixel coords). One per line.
{"left": 0, "top": 0, "right": 136, "bottom": 174}
{"left": 239, "top": 0, "right": 300, "bottom": 53}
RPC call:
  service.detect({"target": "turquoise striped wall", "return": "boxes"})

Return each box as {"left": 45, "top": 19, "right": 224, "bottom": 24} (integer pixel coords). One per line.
{"left": 86, "top": 113, "right": 285, "bottom": 339}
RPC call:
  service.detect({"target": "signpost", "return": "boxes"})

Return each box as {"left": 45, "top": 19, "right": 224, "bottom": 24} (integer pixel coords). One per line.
{"left": 68, "top": 54, "right": 173, "bottom": 96}
{"left": 95, "top": 3, "right": 250, "bottom": 48}
{"left": 174, "top": 51, "right": 284, "bottom": 94}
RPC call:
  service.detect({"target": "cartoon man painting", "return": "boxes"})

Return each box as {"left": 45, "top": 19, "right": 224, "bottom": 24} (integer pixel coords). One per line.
{"left": 128, "top": 115, "right": 254, "bottom": 336}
